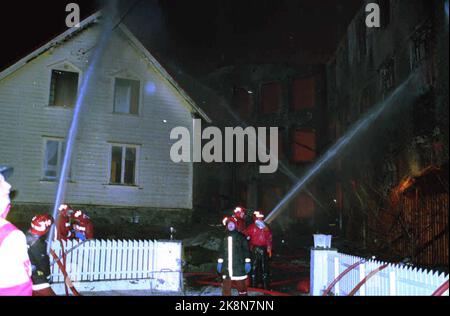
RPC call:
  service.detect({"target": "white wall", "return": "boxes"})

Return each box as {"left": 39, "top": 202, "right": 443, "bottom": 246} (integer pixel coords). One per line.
{"left": 0, "top": 24, "right": 194, "bottom": 209}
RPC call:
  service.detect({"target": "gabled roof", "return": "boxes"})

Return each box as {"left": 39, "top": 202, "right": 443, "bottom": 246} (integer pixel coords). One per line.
{"left": 0, "top": 11, "right": 211, "bottom": 123}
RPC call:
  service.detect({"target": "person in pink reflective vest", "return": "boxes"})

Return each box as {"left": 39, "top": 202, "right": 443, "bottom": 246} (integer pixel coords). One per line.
{"left": 0, "top": 166, "right": 33, "bottom": 296}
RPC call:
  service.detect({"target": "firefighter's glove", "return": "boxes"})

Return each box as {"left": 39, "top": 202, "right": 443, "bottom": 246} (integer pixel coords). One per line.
{"left": 245, "top": 262, "right": 252, "bottom": 274}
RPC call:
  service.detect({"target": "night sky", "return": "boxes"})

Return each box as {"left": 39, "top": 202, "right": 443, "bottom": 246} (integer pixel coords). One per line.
{"left": 1, "top": 0, "right": 362, "bottom": 77}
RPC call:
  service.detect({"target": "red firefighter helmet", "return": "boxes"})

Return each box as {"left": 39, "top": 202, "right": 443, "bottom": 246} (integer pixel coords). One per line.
{"left": 253, "top": 211, "right": 265, "bottom": 220}
{"left": 30, "top": 214, "right": 54, "bottom": 236}
{"left": 58, "top": 203, "right": 72, "bottom": 212}
{"left": 58, "top": 203, "right": 74, "bottom": 217}
{"left": 233, "top": 206, "right": 246, "bottom": 218}
{"left": 74, "top": 209, "right": 89, "bottom": 219}
{"left": 222, "top": 216, "right": 237, "bottom": 226}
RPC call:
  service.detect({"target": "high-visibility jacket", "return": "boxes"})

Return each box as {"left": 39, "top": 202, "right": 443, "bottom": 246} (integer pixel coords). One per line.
{"left": 217, "top": 230, "right": 251, "bottom": 281}
{"left": 0, "top": 219, "right": 33, "bottom": 296}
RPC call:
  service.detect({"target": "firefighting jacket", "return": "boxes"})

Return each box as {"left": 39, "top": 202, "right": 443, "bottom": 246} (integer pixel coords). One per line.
{"left": 218, "top": 230, "right": 251, "bottom": 280}
{"left": 232, "top": 215, "right": 247, "bottom": 233}
{"left": 73, "top": 215, "right": 94, "bottom": 240}
{"left": 26, "top": 233, "right": 51, "bottom": 287}
{"left": 56, "top": 211, "right": 72, "bottom": 241}
{"left": 243, "top": 223, "right": 273, "bottom": 252}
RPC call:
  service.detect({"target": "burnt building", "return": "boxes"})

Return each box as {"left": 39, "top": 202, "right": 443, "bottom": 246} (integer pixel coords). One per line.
{"left": 196, "top": 64, "right": 328, "bottom": 233}
{"left": 326, "top": 0, "right": 448, "bottom": 269}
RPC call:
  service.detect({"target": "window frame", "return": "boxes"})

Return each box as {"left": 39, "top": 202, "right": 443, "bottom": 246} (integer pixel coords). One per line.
{"left": 291, "top": 76, "right": 316, "bottom": 112}
{"left": 48, "top": 69, "right": 80, "bottom": 108}
{"left": 290, "top": 129, "right": 317, "bottom": 164}
{"left": 260, "top": 81, "right": 282, "bottom": 115}
{"left": 112, "top": 77, "right": 142, "bottom": 116}
{"left": 42, "top": 138, "right": 73, "bottom": 182}
{"left": 108, "top": 143, "right": 140, "bottom": 187}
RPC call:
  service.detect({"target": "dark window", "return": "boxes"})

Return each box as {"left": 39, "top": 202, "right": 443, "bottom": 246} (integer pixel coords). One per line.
{"left": 114, "top": 78, "right": 140, "bottom": 115}
{"left": 292, "top": 193, "right": 315, "bottom": 219}
{"left": 49, "top": 70, "right": 79, "bottom": 108}
{"left": 292, "top": 78, "right": 315, "bottom": 111}
{"left": 258, "top": 186, "right": 283, "bottom": 211}
{"left": 380, "top": 58, "right": 395, "bottom": 93}
{"left": 411, "top": 22, "right": 432, "bottom": 71}
{"left": 379, "top": 0, "right": 391, "bottom": 28}
{"left": 110, "top": 145, "right": 138, "bottom": 185}
{"left": 261, "top": 82, "right": 282, "bottom": 114}
{"left": 233, "top": 88, "right": 253, "bottom": 119}
{"left": 356, "top": 19, "right": 367, "bottom": 59}
{"left": 291, "top": 130, "right": 317, "bottom": 163}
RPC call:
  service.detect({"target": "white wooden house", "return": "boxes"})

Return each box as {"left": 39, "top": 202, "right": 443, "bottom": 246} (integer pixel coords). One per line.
{"left": 0, "top": 13, "right": 210, "bottom": 213}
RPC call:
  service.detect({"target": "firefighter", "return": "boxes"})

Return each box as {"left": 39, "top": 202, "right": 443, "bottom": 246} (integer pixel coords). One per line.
{"left": 217, "top": 217, "right": 252, "bottom": 296}
{"left": 56, "top": 204, "right": 74, "bottom": 241}
{"left": 72, "top": 210, "right": 94, "bottom": 242}
{"left": 0, "top": 166, "right": 33, "bottom": 296}
{"left": 232, "top": 206, "right": 248, "bottom": 232}
{"left": 26, "top": 214, "right": 56, "bottom": 296}
{"left": 243, "top": 211, "right": 273, "bottom": 290}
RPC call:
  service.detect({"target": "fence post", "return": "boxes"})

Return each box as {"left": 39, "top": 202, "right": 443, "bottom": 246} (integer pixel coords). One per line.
{"left": 359, "top": 263, "right": 366, "bottom": 296}
{"left": 310, "top": 247, "right": 338, "bottom": 296}
{"left": 334, "top": 257, "right": 340, "bottom": 296}
{"left": 389, "top": 270, "right": 396, "bottom": 296}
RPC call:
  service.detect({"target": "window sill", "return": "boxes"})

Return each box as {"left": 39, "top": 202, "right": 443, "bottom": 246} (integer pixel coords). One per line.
{"left": 105, "top": 184, "right": 142, "bottom": 189}
{"left": 111, "top": 112, "right": 141, "bottom": 118}
{"left": 40, "top": 179, "right": 75, "bottom": 184}
{"left": 45, "top": 105, "right": 75, "bottom": 110}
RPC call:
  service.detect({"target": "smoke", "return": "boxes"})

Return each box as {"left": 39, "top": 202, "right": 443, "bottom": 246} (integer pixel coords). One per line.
{"left": 265, "top": 72, "right": 424, "bottom": 225}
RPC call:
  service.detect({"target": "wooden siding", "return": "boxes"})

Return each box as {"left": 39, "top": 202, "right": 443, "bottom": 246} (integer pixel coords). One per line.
{"left": 0, "top": 25, "right": 194, "bottom": 209}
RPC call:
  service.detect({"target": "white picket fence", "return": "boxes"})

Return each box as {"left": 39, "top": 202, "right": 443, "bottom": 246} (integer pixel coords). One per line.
{"left": 50, "top": 239, "right": 183, "bottom": 293}
{"left": 311, "top": 249, "right": 449, "bottom": 296}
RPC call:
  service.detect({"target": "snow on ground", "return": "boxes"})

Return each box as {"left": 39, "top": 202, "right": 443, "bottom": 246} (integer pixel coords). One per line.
{"left": 82, "top": 286, "right": 263, "bottom": 296}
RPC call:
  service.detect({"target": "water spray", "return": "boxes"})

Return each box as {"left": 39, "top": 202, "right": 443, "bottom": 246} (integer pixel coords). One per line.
{"left": 46, "top": 3, "right": 120, "bottom": 253}
{"left": 265, "top": 73, "right": 421, "bottom": 225}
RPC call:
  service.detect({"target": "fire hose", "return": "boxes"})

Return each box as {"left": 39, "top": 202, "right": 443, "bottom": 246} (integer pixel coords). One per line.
{"left": 322, "top": 259, "right": 366, "bottom": 296}
{"left": 48, "top": 240, "right": 93, "bottom": 297}
{"left": 348, "top": 263, "right": 389, "bottom": 296}
{"left": 49, "top": 248, "right": 82, "bottom": 296}
{"left": 49, "top": 243, "right": 304, "bottom": 296}
{"left": 432, "top": 280, "right": 449, "bottom": 296}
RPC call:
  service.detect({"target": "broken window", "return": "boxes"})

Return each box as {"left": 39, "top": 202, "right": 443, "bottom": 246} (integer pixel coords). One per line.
{"left": 261, "top": 82, "right": 282, "bottom": 114}
{"left": 292, "top": 193, "right": 315, "bottom": 219}
{"left": 291, "top": 130, "right": 317, "bottom": 163}
{"left": 114, "top": 78, "right": 140, "bottom": 115}
{"left": 292, "top": 77, "right": 315, "bottom": 111}
{"left": 110, "top": 145, "right": 138, "bottom": 185}
{"left": 378, "top": 0, "right": 391, "bottom": 28}
{"left": 49, "top": 70, "right": 79, "bottom": 108}
{"left": 259, "top": 186, "right": 283, "bottom": 211}
{"left": 379, "top": 58, "right": 395, "bottom": 94}
{"left": 411, "top": 22, "right": 432, "bottom": 69}
{"left": 43, "top": 139, "right": 71, "bottom": 181}
{"left": 356, "top": 19, "right": 367, "bottom": 60}
{"left": 233, "top": 87, "right": 254, "bottom": 119}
